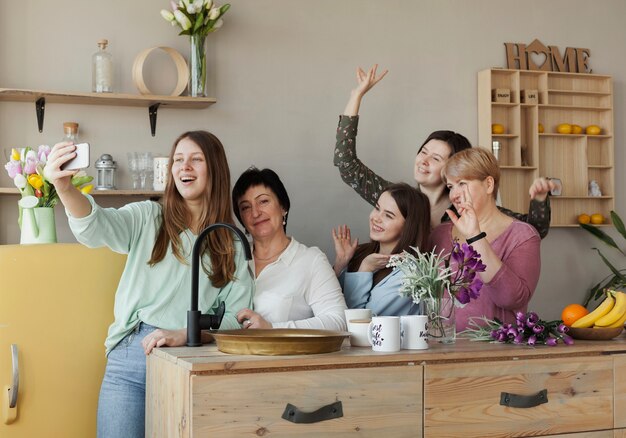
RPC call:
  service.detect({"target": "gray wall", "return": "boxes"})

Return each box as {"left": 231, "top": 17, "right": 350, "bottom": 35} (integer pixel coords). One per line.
{"left": 1, "top": 0, "right": 624, "bottom": 319}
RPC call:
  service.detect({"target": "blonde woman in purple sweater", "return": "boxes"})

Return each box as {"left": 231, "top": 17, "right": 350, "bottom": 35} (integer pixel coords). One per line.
{"left": 429, "top": 148, "right": 541, "bottom": 330}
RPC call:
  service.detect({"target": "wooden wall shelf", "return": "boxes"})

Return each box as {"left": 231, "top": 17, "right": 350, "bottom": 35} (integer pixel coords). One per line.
{"left": 0, "top": 187, "right": 163, "bottom": 197}
{"left": 0, "top": 88, "right": 216, "bottom": 136}
{"left": 478, "top": 69, "right": 614, "bottom": 227}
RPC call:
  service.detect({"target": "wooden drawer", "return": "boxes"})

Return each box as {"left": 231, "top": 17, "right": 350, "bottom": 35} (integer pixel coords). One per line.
{"left": 190, "top": 365, "right": 422, "bottom": 437}
{"left": 424, "top": 356, "right": 613, "bottom": 437}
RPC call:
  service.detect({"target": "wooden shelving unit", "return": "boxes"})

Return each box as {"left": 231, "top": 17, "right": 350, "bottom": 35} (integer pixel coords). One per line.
{"left": 478, "top": 69, "right": 614, "bottom": 227}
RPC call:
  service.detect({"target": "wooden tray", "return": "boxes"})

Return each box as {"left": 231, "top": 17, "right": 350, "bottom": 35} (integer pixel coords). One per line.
{"left": 210, "top": 329, "right": 350, "bottom": 355}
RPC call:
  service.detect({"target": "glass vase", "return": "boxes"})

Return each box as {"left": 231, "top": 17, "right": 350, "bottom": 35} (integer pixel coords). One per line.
{"left": 189, "top": 34, "right": 207, "bottom": 97}
{"left": 424, "top": 293, "right": 456, "bottom": 344}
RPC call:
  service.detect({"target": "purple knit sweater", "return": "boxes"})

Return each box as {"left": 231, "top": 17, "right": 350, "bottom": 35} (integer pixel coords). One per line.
{"left": 429, "top": 220, "right": 541, "bottom": 330}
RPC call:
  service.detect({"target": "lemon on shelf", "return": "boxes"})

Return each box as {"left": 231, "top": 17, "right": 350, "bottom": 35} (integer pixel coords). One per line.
{"left": 586, "top": 125, "right": 602, "bottom": 135}
{"left": 571, "top": 124, "right": 583, "bottom": 134}
{"left": 538, "top": 123, "right": 544, "bottom": 133}
{"left": 578, "top": 214, "right": 591, "bottom": 224}
{"left": 491, "top": 123, "right": 505, "bottom": 134}
{"left": 556, "top": 123, "right": 572, "bottom": 134}
{"left": 590, "top": 213, "right": 605, "bottom": 224}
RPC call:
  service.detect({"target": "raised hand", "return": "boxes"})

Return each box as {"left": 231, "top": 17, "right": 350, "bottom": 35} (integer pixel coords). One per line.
{"left": 446, "top": 185, "right": 481, "bottom": 240}
{"left": 332, "top": 224, "right": 358, "bottom": 275}
{"left": 343, "top": 64, "right": 388, "bottom": 116}
{"left": 529, "top": 177, "right": 557, "bottom": 202}
{"left": 353, "top": 64, "right": 388, "bottom": 98}
{"left": 43, "top": 142, "right": 79, "bottom": 193}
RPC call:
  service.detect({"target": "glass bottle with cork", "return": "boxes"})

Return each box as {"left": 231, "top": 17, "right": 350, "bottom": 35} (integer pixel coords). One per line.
{"left": 92, "top": 39, "right": 113, "bottom": 93}
{"left": 62, "top": 122, "right": 80, "bottom": 144}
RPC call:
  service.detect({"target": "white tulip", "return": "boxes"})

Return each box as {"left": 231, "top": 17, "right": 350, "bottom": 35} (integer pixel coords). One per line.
{"left": 205, "top": 0, "right": 213, "bottom": 10}
{"left": 193, "top": 0, "right": 204, "bottom": 11}
{"left": 13, "top": 174, "right": 26, "bottom": 189}
{"left": 160, "top": 9, "right": 175, "bottom": 22}
{"left": 208, "top": 7, "right": 220, "bottom": 20}
{"left": 212, "top": 18, "right": 223, "bottom": 29}
{"left": 174, "top": 10, "right": 192, "bottom": 30}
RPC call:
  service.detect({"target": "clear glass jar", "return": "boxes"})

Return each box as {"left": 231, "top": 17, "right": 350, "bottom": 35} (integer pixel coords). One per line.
{"left": 62, "top": 122, "right": 79, "bottom": 143}
{"left": 92, "top": 39, "right": 113, "bottom": 93}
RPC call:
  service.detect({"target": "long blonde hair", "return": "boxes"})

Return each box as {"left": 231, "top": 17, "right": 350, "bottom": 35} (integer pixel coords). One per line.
{"left": 148, "top": 131, "right": 235, "bottom": 287}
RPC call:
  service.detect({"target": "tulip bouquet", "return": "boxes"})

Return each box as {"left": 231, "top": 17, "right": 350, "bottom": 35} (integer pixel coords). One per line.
{"left": 460, "top": 312, "right": 574, "bottom": 346}
{"left": 161, "top": 0, "right": 230, "bottom": 36}
{"left": 4, "top": 146, "right": 93, "bottom": 209}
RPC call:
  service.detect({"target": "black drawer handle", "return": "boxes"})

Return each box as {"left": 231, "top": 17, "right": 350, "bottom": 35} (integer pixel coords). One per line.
{"left": 500, "top": 389, "right": 548, "bottom": 408}
{"left": 281, "top": 401, "right": 343, "bottom": 424}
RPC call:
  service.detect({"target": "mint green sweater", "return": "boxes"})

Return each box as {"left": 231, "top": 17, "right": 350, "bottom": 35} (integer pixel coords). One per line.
{"left": 68, "top": 196, "right": 254, "bottom": 354}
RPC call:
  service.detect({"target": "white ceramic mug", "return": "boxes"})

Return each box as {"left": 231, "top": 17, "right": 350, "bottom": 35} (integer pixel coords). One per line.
{"left": 345, "top": 308, "right": 372, "bottom": 324}
{"left": 400, "top": 315, "right": 429, "bottom": 350}
{"left": 347, "top": 319, "right": 371, "bottom": 347}
{"left": 368, "top": 316, "right": 401, "bottom": 352}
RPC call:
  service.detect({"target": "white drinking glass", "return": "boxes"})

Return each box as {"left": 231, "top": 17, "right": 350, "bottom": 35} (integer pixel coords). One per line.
{"left": 127, "top": 152, "right": 140, "bottom": 190}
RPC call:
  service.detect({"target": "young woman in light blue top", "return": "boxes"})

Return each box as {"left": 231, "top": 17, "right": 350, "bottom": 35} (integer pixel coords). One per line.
{"left": 44, "top": 131, "right": 254, "bottom": 438}
{"left": 333, "top": 183, "right": 430, "bottom": 316}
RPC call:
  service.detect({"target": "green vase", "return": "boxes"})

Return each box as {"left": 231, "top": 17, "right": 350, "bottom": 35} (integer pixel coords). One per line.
{"left": 20, "top": 207, "right": 57, "bottom": 244}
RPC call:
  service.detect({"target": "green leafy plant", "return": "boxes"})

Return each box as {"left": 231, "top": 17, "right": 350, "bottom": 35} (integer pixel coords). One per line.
{"left": 580, "top": 210, "right": 626, "bottom": 306}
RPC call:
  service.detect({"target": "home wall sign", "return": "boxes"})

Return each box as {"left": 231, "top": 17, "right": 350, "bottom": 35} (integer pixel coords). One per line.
{"left": 505, "top": 39, "right": 591, "bottom": 73}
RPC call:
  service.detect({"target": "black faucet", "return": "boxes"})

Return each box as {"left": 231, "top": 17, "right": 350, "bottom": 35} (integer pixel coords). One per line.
{"left": 187, "top": 223, "right": 252, "bottom": 347}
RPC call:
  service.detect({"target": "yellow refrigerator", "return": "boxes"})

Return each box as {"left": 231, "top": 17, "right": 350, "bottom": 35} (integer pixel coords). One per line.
{"left": 1, "top": 244, "right": 125, "bottom": 437}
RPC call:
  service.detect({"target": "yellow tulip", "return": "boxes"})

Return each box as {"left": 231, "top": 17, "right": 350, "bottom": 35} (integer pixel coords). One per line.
{"left": 27, "top": 174, "right": 44, "bottom": 190}
{"left": 11, "top": 148, "right": 20, "bottom": 161}
{"left": 80, "top": 184, "right": 94, "bottom": 195}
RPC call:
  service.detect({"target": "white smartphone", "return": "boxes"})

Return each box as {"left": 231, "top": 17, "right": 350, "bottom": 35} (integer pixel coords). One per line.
{"left": 61, "top": 143, "right": 90, "bottom": 170}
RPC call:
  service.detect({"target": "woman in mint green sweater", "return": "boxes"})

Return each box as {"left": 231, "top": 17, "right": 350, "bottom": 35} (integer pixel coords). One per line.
{"left": 45, "top": 131, "right": 254, "bottom": 438}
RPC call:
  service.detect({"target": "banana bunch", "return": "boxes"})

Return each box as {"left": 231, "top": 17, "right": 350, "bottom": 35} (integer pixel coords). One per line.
{"left": 571, "top": 290, "right": 626, "bottom": 328}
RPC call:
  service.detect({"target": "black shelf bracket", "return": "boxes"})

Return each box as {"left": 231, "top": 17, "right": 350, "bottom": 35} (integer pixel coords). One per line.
{"left": 149, "top": 103, "right": 161, "bottom": 137}
{"left": 36, "top": 97, "right": 45, "bottom": 132}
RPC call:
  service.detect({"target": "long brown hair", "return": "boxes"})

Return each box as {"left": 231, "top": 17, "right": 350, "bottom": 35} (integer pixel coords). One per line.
{"left": 348, "top": 183, "right": 430, "bottom": 285}
{"left": 148, "top": 131, "right": 236, "bottom": 287}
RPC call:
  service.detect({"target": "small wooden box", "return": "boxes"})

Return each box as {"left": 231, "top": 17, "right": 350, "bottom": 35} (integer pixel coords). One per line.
{"left": 491, "top": 88, "right": 510, "bottom": 103}
{"left": 521, "top": 89, "right": 538, "bottom": 104}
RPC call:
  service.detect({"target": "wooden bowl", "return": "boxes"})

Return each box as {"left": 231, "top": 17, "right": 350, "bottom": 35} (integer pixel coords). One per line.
{"left": 567, "top": 326, "right": 624, "bottom": 340}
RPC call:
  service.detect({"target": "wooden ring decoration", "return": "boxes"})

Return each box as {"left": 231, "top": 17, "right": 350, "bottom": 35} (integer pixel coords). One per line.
{"left": 132, "top": 46, "right": 189, "bottom": 96}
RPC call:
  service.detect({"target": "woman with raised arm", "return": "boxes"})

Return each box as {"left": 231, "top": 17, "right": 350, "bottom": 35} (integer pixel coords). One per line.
{"left": 334, "top": 64, "right": 554, "bottom": 237}
{"left": 44, "top": 131, "right": 254, "bottom": 438}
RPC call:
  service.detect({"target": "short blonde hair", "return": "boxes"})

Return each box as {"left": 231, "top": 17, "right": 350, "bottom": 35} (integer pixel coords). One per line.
{"left": 441, "top": 148, "right": 500, "bottom": 199}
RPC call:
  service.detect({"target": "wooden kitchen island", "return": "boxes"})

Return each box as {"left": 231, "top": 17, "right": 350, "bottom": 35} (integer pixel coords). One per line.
{"left": 146, "top": 336, "right": 626, "bottom": 437}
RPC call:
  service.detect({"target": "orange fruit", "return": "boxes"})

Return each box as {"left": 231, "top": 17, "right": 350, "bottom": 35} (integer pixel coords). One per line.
{"left": 571, "top": 124, "right": 583, "bottom": 134}
{"left": 557, "top": 123, "right": 572, "bottom": 134}
{"left": 578, "top": 214, "right": 591, "bottom": 224}
{"left": 561, "top": 303, "right": 589, "bottom": 327}
{"left": 586, "top": 125, "right": 601, "bottom": 135}
{"left": 590, "top": 213, "right": 605, "bottom": 224}
{"left": 492, "top": 124, "right": 505, "bottom": 134}
{"left": 538, "top": 123, "right": 544, "bottom": 133}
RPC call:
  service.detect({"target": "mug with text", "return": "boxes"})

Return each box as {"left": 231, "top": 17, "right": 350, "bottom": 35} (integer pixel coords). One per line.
{"left": 368, "top": 316, "right": 401, "bottom": 352}
{"left": 400, "top": 315, "right": 429, "bottom": 350}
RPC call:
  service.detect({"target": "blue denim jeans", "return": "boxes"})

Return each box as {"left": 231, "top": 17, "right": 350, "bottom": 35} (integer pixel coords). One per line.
{"left": 97, "top": 322, "right": 156, "bottom": 438}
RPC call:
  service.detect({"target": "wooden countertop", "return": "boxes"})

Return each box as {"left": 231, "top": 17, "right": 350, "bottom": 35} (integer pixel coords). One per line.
{"left": 152, "top": 335, "right": 626, "bottom": 373}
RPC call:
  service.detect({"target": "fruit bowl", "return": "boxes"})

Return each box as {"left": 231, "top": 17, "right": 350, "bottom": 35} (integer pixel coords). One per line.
{"left": 567, "top": 326, "right": 624, "bottom": 341}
